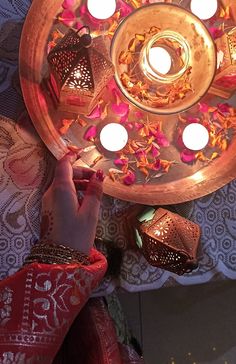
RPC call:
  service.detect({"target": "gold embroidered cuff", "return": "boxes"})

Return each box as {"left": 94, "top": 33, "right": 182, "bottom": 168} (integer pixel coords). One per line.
{"left": 24, "top": 241, "right": 90, "bottom": 266}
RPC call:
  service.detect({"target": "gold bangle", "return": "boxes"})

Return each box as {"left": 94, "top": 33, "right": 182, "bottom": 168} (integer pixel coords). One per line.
{"left": 24, "top": 240, "right": 90, "bottom": 266}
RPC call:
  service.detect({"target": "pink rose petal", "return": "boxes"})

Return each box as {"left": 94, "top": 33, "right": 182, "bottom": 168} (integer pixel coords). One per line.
{"left": 180, "top": 149, "right": 196, "bottom": 164}
{"left": 58, "top": 9, "right": 76, "bottom": 26}
{"left": 112, "top": 102, "right": 129, "bottom": 117}
{"left": 134, "top": 122, "right": 143, "bottom": 131}
{"left": 126, "top": 122, "right": 134, "bottom": 130}
{"left": 119, "top": 0, "right": 133, "bottom": 17}
{"left": 84, "top": 125, "right": 97, "bottom": 141}
{"left": 120, "top": 112, "right": 129, "bottom": 124}
{"left": 217, "top": 103, "right": 231, "bottom": 114}
{"left": 114, "top": 158, "right": 128, "bottom": 166}
{"left": 123, "top": 170, "right": 136, "bottom": 185}
{"left": 187, "top": 116, "right": 200, "bottom": 123}
{"left": 152, "top": 159, "right": 161, "bottom": 171}
{"left": 199, "top": 103, "right": 209, "bottom": 113}
{"left": 209, "top": 27, "right": 224, "bottom": 40}
{"left": 87, "top": 105, "right": 101, "bottom": 119}
{"left": 155, "top": 131, "right": 170, "bottom": 147}
{"left": 62, "top": 0, "right": 76, "bottom": 9}
{"left": 151, "top": 145, "right": 160, "bottom": 158}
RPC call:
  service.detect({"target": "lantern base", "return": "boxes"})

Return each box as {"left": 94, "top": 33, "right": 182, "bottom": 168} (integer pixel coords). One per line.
{"left": 45, "top": 77, "right": 101, "bottom": 116}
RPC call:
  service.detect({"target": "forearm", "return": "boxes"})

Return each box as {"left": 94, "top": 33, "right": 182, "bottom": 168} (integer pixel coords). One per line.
{"left": 0, "top": 248, "right": 107, "bottom": 364}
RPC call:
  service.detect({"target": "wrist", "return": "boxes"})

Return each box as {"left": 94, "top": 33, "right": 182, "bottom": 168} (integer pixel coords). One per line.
{"left": 24, "top": 240, "right": 90, "bottom": 266}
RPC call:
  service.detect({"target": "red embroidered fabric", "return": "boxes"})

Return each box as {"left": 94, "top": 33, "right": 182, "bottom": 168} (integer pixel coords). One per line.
{"left": 0, "top": 248, "right": 107, "bottom": 363}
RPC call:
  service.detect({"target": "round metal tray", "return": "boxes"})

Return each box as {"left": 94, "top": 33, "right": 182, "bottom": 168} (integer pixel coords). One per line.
{"left": 19, "top": 0, "right": 236, "bottom": 205}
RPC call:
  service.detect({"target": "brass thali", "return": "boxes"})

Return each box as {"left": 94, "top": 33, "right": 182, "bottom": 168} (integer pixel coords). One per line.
{"left": 19, "top": 0, "right": 236, "bottom": 205}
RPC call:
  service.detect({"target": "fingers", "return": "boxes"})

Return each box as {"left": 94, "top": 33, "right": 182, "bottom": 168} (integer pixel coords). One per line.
{"left": 73, "top": 166, "right": 95, "bottom": 181}
{"left": 54, "top": 152, "right": 78, "bottom": 186}
{"left": 79, "top": 170, "right": 104, "bottom": 218}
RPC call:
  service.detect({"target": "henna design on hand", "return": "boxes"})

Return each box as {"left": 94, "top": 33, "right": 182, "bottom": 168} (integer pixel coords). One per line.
{"left": 40, "top": 210, "right": 53, "bottom": 239}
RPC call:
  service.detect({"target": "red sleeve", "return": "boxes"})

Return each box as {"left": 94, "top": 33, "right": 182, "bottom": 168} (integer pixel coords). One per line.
{"left": 0, "top": 248, "right": 107, "bottom": 363}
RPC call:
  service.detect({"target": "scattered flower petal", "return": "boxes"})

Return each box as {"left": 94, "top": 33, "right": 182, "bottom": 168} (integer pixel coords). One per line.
{"left": 119, "top": 0, "right": 133, "bottom": 17}
{"left": 209, "top": 27, "right": 224, "bottom": 40}
{"left": 87, "top": 105, "right": 101, "bottom": 119}
{"left": 217, "top": 103, "right": 231, "bottom": 115}
{"left": 62, "top": 0, "right": 76, "bottom": 9}
{"left": 112, "top": 102, "right": 129, "bottom": 117}
{"left": 114, "top": 158, "right": 128, "bottom": 166}
{"left": 199, "top": 103, "right": 209, "bottom": 113}
{"left": 155, "top": 131, "right": 170, "bottom": 147}
{"left": 84, "top": 125, "right": 97, "bottom": 141}
{"left": 180, "top": 149, "right": 196, "bottom": 164}
{"left": 59, "top": 119, "right": 73, "bottom": 135}
{"left": 58, "top": 9, "right": 76, "bottom": 26}
{"left": 123, "top": 170, "right": 136, "bottom": 185}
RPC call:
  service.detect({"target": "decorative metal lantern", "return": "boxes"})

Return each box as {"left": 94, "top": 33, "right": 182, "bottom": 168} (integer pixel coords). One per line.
{"left": 137, "top": 208, "right": 200, "bottom": 275}
{"left": 47, "top": 27, "right": 114, "bottom": 115}
{"left": 210, "top": 28, "right": 236, "bottom": 99}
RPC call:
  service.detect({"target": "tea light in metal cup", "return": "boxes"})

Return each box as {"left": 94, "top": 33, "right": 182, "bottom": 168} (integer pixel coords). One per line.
{"left": 100, "top": 123, "right": 128, "bottom": 152}
{"left": 87, "top": 0, "right": 116, "bottom": 20}
{"left": 182, "top": 123, "right": 209, "bottom": 151}
{"left": 148, "top": 47, "right": 172, "bottom": 75}
{"left": 190, "top": 0, "right": 218, "bottom": 20}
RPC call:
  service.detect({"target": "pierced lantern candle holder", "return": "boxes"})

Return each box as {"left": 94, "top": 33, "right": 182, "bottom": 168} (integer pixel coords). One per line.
{"left": 210, "top": 28, "right": 236, "bottom": 99}
{"left": 47, "top": 27, "right": 114, "bottom": 115}
{"left": 137, "top": 208, "right": 200, "bottom": 275}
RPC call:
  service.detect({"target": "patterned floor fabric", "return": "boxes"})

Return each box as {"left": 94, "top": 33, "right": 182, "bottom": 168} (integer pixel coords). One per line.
{"left": 1, "top": 0, "right": 236, "bottom": 294}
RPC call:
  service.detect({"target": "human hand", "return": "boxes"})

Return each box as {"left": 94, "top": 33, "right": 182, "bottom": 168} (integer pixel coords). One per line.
{"left": 40, "top": 152, "right": 104, "bottom": 255}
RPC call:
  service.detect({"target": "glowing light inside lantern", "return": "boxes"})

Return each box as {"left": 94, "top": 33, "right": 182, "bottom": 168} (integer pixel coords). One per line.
{"left": 87, "top": 0, "right": 116, "bottom": 20}
{"left": 182, "top": 123, "right": 209, "bottom": 151}
{"left": 148, "top": 47, "right": 172, "bottom": 75}
{"left": 190, "top": 0, "right": 218, "bottom": 20}
{"left": 100, "top": 123, "right": 128, "bottom": 152}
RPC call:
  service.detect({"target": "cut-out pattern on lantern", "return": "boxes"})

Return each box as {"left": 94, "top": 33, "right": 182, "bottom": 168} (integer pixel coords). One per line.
{"left": 137, "top": 208, "right": 201, "bottom": 275}
{"left": 210, "top": 28, "right": 236, "bottom": 99}
{"left": 47, "top": 28, "right": 114, "bottom": 115}
{"left": 221, "top": 0, "right": 236, "bottom": 22}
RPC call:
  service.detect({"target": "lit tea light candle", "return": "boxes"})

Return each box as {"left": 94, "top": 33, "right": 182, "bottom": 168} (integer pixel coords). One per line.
{"left": 87, "top": 0, "right": 116, "bottom": 20}
{"left": 100, "top": 123, "right": 128, "bottom": 152}
{"left": 182, "top": 123, "right": 209, "bottom": 150}
{"left": 190, "top": 0, "right": 218, "bottom": 20}
{"left": 148, "top": 47, "right": 172, "bottom": 75}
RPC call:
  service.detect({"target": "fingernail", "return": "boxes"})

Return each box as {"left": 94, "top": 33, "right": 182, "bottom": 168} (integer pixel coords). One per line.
{"left": 95, "top": 169, "right": 105, "bottom": 182}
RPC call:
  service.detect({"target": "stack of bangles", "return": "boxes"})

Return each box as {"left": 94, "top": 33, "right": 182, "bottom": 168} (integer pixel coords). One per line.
{"left": 24, "top": 241, "right": 90, "bottom": 266}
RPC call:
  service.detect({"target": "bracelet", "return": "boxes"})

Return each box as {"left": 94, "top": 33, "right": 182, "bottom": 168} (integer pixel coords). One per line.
{"left": 24, "top": 240, "right": 90, "bottom": 266}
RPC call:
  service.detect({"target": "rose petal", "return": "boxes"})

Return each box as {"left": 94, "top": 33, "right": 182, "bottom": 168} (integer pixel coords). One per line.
{"left": 123, "top": 170, "right": 136, "bottom": 185}
{"left": 119, "top": 0, "right": 133, "bottom": 17}
{"left": 134, "top": 122, "right": 143, "bottom": 130}
{"left": 84, "top": 125, "right": 97, "bottom": 141}
{"left": 155, "top": 131, "right": 169, "bottom": 147}
{"left": 112, "top": 102, "right": 129, "bottom": 117}
{"left": 58, "top": 9, "right": 76, "bottom": 26}
{"left": 217, "top": 103, "right": 231, "bottom": 114}
{"left": 151, "top": 144, "right": 160, "bottom": 158}
{"left": 152, "top": 159, "right": 161, "bottom": 170}
{"left": 209, "top": 27, "right": 224, "bottom": 40}
{"left": 114, "top": 158, "right": 128, "bottom": 166}
{"left": 199, "top": 103, "right": 209, "bottom": 113}
{"left": 62, "top": 0, "right": 76, "bottom": 9}
{"left": 180, "top": 149, "right": 196, "bottom": 163}
{"left": 187, "top": 116, "right": 200, "bottom": 123}
{"left": 87, "top": 105, "right": 101, "bottom": 119}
